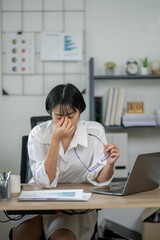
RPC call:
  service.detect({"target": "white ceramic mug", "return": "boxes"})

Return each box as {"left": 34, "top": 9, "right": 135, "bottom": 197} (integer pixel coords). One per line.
{"left": 10, "top": 175, "right": 21, "bottom": 195}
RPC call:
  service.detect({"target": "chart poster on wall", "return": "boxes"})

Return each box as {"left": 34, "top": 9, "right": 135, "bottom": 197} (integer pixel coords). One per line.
{"left": 41, "top": 31, "right": 83, "bottom": 61}
{"left": 5, "top": 33, "right": 35, "bottom": 74}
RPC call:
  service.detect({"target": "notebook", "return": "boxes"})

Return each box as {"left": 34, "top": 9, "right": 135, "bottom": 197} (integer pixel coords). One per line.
{"left": 88, "top": 152, "right": 160, "bottom": 196}
{"left": 18, "top": 189, "right": 92, "bottom": 202}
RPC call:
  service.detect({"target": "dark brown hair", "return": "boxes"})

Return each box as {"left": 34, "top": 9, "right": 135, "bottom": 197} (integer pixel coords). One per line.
{"left": 45, "top": 83, "right": 86, "bottom": 115}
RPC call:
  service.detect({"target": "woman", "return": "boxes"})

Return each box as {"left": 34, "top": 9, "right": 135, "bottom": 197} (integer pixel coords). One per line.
{"left": 13, "top": 83, "right": 120, "bottom": 240}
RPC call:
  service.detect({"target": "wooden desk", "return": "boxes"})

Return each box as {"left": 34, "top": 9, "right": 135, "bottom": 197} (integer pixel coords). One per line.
{"left": 1, "top": 183, "right": 160, "bottom": 211}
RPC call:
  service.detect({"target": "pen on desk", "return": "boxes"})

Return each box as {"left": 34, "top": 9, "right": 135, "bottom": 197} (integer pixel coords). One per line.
{"left": 0, "top": 174, "right": 3, "bottom": 186}
{"left": 6, "top": 171, "right": 11, "bottom": 181}
{"left": 3, "top": 172, "right": 6, "bottom": 180}
{"left": 0, "top": 173, "right": 3, "bottom": 181}
{"left": 4, "top": 171, "right": 11, "bottom": 187}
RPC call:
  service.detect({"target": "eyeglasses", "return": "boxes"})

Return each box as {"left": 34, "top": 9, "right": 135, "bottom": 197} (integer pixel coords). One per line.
{"left": 74, "top": 133, "right": 110, "bottom": 172}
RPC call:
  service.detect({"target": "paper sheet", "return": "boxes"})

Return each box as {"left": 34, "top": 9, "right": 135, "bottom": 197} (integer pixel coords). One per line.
{"left": 18, "top": 189, "right": 92, "bottom": 202}
{"left": 41, "top": 31, "right": 83, "bottom": 61}
{"left": 5, "top": 32, "right": 35, "bottom": 74}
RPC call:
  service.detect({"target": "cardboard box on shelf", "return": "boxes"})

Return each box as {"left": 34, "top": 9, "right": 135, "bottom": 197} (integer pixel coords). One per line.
{"left": 141, "top": 208, "right": 160, "bottom": 240}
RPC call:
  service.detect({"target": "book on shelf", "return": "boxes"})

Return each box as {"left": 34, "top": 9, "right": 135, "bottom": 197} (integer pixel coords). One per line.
{"left": 105, "top": 88, "right": 114, "bottom": 126}
{"left": 94, "top": 96, "right": 103, "bottom": 123}
{"left": 110, "top": 88, "right": 118, "bottom": 125}
{"left": 122, "top": 113, "right": 157, "bottom": 127}
{"left": 105, "top": 87, "right": 125, "bottom": 126}
{"left": 114, "top": 88, "right": 125, "bottom": 126}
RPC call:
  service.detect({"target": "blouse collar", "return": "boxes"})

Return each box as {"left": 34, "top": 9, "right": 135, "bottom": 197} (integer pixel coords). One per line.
{"left": 41, "top": 120, "right": 88, "bottom": 148}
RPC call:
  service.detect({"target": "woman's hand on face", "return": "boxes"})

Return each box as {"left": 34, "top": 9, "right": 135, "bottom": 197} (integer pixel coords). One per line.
{"left": 62, "top": 116, "right": 75, "bottom": 137}
{"left": 52, "top": 117, "right": 75, "bottom": 141}
{"left": 104, "top": 144, "right": 120, "bottom": 165}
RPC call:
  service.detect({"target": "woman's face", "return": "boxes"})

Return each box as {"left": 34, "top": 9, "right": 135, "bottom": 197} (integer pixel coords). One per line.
{"left": 52, "top": 105, "right": 80, "bottom": 129}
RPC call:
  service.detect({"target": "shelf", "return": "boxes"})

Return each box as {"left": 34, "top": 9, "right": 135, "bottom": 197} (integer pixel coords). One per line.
{"left": 94, "top": 74, "right": 160, "bottom": 80}
{"left": 89, "top": 57, "right": 160, "bottom": 121}
{"left": 103, "top": 125, "right": 160, "bottom": 130}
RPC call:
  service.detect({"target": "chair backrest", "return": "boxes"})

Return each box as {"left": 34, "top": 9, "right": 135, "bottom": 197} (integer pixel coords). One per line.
{"left": 20, "top": 135, "right": 32, "bottom": 183}
{"left": 30, "top": 115, "right": 52, "bottom": 129}
{"left": 20, "top": 116, "right": 52, "bottom": 183}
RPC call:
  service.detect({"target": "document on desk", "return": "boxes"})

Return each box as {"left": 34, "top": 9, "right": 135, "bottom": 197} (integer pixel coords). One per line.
{"left": 18, "top": 189, "right": 92, "bottom": 201}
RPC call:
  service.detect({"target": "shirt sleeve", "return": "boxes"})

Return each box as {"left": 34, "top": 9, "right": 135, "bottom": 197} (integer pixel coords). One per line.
{"left": 28, "top": 130, "right": 59, "bottom": 188}
{"left": 87, "top": 124, "right": 114, "bottom": 186}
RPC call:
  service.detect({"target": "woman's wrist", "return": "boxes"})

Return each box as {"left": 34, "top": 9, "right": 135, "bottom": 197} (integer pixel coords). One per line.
{"left": 96, "top": 163, "right": 114, "bottom": 183}
{"left": 51, "top": 132, "right": 61, "bottom": 143}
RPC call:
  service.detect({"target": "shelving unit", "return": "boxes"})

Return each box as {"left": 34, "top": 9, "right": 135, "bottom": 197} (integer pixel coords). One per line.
{"left": 89, "top": 57, "right": 160, "bottom": 129}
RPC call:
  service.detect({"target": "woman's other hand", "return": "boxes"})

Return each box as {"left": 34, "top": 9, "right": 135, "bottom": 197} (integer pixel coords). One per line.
{"left": 104, "top": 144, "right": 120, "bottom": 165}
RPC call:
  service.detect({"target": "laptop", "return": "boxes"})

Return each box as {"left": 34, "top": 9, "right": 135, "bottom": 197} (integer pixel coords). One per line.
{"left": 88, "top": 152, "right": 160, "bottom": 196}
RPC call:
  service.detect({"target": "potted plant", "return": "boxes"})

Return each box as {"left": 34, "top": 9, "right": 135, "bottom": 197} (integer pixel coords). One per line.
{"left": 104, "top": 61, "right": 116, "bottom": 75}
{"left": 140, "top": 57, "right": 150, "bottom": 75}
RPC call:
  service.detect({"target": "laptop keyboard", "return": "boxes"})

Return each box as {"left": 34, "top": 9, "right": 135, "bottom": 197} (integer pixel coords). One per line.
{"left": 109, "top": 182, "right": 125, "bottom": 191}
{"left": 88, "top": 181, "right": 126, "bottom": 195}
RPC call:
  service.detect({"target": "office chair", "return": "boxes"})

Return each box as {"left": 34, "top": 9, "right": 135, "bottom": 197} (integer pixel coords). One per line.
{"left": 20, "top": 135, "right": 32, "bottom": 183}
{"left": 20, "top": 116, "right": 52, "bottom": 183}
{"left": 20, "top": 115, "right": 52, "bottom": 183}
{"left": 30, "top": 115, "right": 52, "bottom": 129}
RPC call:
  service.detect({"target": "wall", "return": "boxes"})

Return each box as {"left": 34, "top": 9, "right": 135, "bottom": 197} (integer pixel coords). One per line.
{"left": 0, "top": 0, "right": 160, "bottom": 239}
{"left": 86, "top": 0, "right": 160, "bottom": 168}
{"left": 85, "top": 0, "right": 160, "bottom": 235}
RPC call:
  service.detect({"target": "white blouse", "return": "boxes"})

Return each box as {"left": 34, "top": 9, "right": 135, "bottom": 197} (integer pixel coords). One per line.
{"left": 28, "top": 120, "right": 113, "bottom": 187}
{"left": 13, "top": 120, "right": 114, "bottom": 240}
